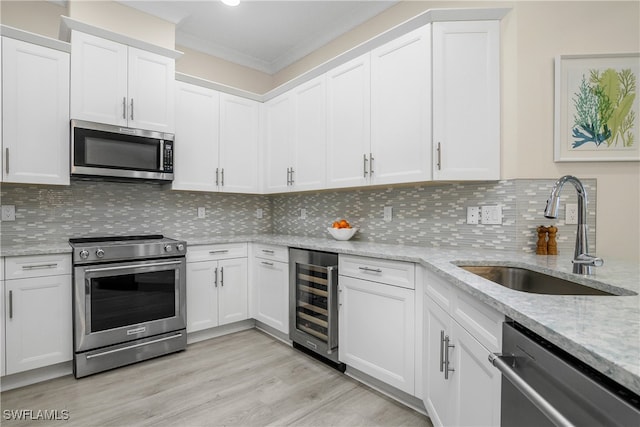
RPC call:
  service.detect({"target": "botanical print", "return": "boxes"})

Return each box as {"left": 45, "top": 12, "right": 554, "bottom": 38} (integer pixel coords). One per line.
{"left": 572, "top": 68, "right": 636, "bottom": 149}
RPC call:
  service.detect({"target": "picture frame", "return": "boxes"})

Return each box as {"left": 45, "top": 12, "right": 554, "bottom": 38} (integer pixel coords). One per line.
{"left": 554, "top": 53, "right": 640, "bottom": 162}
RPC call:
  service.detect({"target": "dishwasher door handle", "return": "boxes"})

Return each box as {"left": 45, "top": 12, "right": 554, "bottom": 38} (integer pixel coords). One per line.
{"left": 489, "top": 353, "right": 575, "bottom": 427}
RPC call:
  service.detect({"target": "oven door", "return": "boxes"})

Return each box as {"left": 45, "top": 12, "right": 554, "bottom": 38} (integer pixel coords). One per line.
{"left": 73, "top": 257, "right": 186, "bottom": 353}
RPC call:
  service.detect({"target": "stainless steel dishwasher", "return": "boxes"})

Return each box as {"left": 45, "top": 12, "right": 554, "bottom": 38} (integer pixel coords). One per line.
{"left": 490, "top": 321, "right": 640, "bottom": 427}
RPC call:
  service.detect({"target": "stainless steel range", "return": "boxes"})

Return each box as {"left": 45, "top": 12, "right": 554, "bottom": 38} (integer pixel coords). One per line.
{"left": 69, "top": 235, "right": 187, "bottom": 378}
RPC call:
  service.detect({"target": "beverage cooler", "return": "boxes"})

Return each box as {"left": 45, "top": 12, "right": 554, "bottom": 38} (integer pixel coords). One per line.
{"left": 289, "top": 248, "right": 342, "bottom": 368}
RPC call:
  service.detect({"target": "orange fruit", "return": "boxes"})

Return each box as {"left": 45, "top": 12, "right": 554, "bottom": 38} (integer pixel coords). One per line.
{"left": 332, "top": 221, "right": 340, "bottom": 228}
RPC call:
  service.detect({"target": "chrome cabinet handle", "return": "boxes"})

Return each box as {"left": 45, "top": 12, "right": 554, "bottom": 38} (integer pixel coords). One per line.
{"left": 358, "top": 266, "right": 382, "bottom": 273}
{"left": 9, "top": 290, "right": 13, "bottom": 319}
{"left": 261, "top": 261, "right": 274, "bottom": 266}
{"left": 209, "top": 250, "right": 229, "bottom": 254}
{"left": 289, "top": 167, "right": 294, "bottom": 185}
{"left": 221, "top": 168, "right": 224, "bottom": 187}
{"left": 215, "top": 168, "right": 219, "bottom": 186}
{"left": 439, "top": 330, "right": 445, "bottom": 372}
{"left": 363, "top": 154, "right": 368, "bottom": 178}
{"left": 437, "top": 142, "right": 442, "bottom": 170}
{"left": 122, "top": 97, "right": 127, "bottom": 120}
{"left": 5, "top": 148, "right": 9, "bottom": 174}
{"left": 130, "top": 98, "right": 134, "bottom": 120}
{"left": 370, "top": 153, "right": 374, "bottom": 175}
{"left": 22, "top": 263, "right": 58, "bottom": 270}
{"left": 444, "top": 335, "right": 455, "bottom": 380}
{"left": 489, "top": 353, "right": 575, "bottom": 427}
{"left": 220, "top": 266, "right": 224, "bottom": 287}
{"left": 214, "top": 267, "right": 218, "bottom": 287}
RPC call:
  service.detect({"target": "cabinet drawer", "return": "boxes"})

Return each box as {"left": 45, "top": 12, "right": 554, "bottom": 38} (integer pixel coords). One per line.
{"left": 187, "top": 243, "right": 247, "bottom": 262}
{"left": 5, "top": 254, "right": 71, "bottom": 280}
{"left": 453, "top": 290, "right": 503, "bottom": 353}
{"left": 339, "top": 254, "right": 415, "bottom": 289}
{"left": 253, "top": 244, "right": 288, "bottom": 263}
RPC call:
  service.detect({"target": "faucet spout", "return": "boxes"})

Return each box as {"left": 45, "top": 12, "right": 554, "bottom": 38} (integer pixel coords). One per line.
{"left": 543, "top": 175, "right": 602, "bottom": 275}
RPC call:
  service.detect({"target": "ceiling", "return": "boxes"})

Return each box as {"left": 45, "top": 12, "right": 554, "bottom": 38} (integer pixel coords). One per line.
{"left": 117, "top": 0, "right": 399, "bottom": 75}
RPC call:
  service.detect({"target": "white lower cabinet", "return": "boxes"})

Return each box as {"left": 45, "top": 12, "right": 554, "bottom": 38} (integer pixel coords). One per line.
{"left": 423, "top": 270, "right": 502, "bottom": 427}
{"left": 186, "top": 244, "right": 248, "bottom": 333}
{"left": 338, "top": 255, "right": 415, "bottom": 394}
{"left": 251, "top": 244, "right": 289, "bottom": 334}
{"left": 3, "top": 255, "right": 72, "bottom": 375}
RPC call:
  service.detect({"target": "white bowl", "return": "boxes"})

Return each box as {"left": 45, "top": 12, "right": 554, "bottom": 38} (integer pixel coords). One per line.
{"left": 327, "top": 227, "right": 358, "bottom": 241}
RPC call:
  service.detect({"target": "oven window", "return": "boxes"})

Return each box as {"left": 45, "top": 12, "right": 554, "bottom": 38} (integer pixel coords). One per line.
{"left": 90, "top": 270, "right": 175, "bottom": 332}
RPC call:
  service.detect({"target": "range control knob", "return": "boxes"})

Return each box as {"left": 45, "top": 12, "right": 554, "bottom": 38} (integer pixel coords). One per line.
{"left": 79, "top": 250, "right": 90, "bottom": 259}
{"left": 164, "top": 244, "right": 173, "bottom": 252}
{"left": 96, "top": 248, "right": 105, "bottom": 258}
{"left": 176, "top": 243, "right": 185, "bottom": 252}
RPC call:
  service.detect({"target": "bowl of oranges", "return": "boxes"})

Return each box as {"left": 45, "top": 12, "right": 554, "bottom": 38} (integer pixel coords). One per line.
{"left": 327, "top": 219, "right": 358, "bottom": 241}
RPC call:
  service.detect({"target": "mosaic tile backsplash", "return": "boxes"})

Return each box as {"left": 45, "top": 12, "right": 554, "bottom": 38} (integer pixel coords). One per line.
{"left": 0, "top": 179, "right": 596, "bottom": 255}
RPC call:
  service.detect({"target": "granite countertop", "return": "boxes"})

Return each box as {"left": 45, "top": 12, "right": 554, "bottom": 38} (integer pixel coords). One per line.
{"left": 2, "top": 234, "right": 639, "bottom": 395}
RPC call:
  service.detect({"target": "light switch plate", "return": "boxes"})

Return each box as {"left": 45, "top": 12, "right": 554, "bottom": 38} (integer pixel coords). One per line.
{"left": 256, "top": 208, "right": 263, "bottom": 219}
{"left": 481, "top": 205, "right": 502, "bottom": 225}
{"left": 467, "top": 207, "right": 480, "bottom": 224}
{"left": 300, "top": 208, "right": 307, "bottom": 219}
{"left": 383, "top": 206, "right": 392, "bottom": 222}
{"left": 197, "top": 207, "right": 205, "bottom": 219}
{"left": 1, "top": 205, "right": 16, "bottom": 221}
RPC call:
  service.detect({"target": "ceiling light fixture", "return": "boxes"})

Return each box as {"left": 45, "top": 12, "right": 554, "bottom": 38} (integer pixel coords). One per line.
{"left": 220, "top": 0, "right": 240, "bottom": 6}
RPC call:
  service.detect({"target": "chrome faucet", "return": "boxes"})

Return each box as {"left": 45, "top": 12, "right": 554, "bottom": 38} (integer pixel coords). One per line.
{"left": 544, "top": 175, "right": 603, "bottom": 275}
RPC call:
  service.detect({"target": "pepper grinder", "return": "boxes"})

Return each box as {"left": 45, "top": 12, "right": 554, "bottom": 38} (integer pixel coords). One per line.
{"left": 547, "top": 226, "right": 558, "bottom": 255}
{"left": 536, "top": 226, "right": 548, "bottom": 255}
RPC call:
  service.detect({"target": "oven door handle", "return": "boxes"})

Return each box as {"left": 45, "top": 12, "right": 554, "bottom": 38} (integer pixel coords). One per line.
{"left": 83, "top": 260, "right": 183, "bottom": 274}
{"left": 489, "top": 353, "right": 575, "bottom": 427}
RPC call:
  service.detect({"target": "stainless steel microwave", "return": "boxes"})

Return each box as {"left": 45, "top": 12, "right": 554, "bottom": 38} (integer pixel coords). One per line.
{"left": 71, "top": 120, "right": 174, "bottom": 182}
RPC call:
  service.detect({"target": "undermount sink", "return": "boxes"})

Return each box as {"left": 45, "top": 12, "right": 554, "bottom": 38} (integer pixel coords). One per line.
{"left": 458, "top": 265, "right": 625, "bottom": 296}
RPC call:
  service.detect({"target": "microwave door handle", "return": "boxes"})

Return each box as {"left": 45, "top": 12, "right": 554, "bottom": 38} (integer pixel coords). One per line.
{"left": 160, "top": 140, "right": 165, "bottom": 170}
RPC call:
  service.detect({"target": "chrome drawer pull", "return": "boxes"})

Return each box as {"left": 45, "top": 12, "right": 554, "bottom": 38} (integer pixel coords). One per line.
{"left": 261, "top": 249, "right": 275, "bottom": 254}
{"left": 358, "top": 266, "right": 382, "bottom": 273}
{"left": 209, "top": 250, "right": 229, "bottom": 254}
{"left": 261, "top": 261, "right": 274, "bottom": 266}
{"left": 22, "top": 263, "right": 58, "bottom": 270}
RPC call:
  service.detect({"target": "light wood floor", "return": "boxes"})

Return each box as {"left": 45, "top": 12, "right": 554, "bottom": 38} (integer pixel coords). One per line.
{"left": 1, "top": 329, "right": 431, "bottom": 427}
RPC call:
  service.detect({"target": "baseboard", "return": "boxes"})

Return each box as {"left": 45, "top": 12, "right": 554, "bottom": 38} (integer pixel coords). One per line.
{"left": 254, "top": 320, "right": 292, "bottom": 346}
{"left": 1, "top": 361, "right": 72, "bottom": 392}
{"left": 186, "top": 319, "right": 255, "bottom": 344}
{"left": 344, "top": 366, "right": 428, "bottom": 416}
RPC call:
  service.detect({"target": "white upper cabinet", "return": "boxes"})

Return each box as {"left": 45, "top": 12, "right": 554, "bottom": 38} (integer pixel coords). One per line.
{"left": 71, "top": 31, "right": 175, "bottom": 133}
{"left": 432, "top": 21, "right": 500, "bottom": 181}
{"left": 370, "top": 25, "right": 432, "bottom": 186}
{"left": 264, "top": 92, "right": 294, "bottom": 193}
{"left": 172, "top": 81, "right": 220, "bottom": 192}
{"left": 219, "top": 93, "right": 260, "bottom": 194}
{"left": 326, "top": 54, "right": 371, "bottom": 189}
{"left": 2, "top": 37, "right": 70, "bottom": 186}
{"left": 291, "top": 76, "right": 327, "bottom": 191}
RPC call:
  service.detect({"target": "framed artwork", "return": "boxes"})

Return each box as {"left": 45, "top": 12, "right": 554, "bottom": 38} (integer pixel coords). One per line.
{"left": 554, "top": 53, "right": 640, "bottom": 162}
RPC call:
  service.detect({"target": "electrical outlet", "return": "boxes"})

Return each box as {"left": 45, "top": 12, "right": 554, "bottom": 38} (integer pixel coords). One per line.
{"left": 481, "top": 205, "right": 502, "bottom": 225}
{"left": 256, "top": 208, "right": 263, "bottom": 219}
{"left": 197, "top": 207, "right": 205, "bottom": 219}
{"left": 383, "top": 206, "right": 392, "bottom": 222}
{"left": 300, "top": 208, "right": 307, "bottom": 219}
{"left": 565, "top": 203, "right": 578, "bottom": 225}
{"left": 467, "top": 207, "right": 480, "bottom": 225}
{"left": 1, "top": 205, "right": 16, "bottom": 221}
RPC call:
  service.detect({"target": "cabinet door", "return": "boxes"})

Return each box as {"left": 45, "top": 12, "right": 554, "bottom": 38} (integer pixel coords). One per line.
{"left": 186, "top": 261, "right": 219, "bottom": 332}
{"left": 70, "top": 31, "right": 128, "bottom": 126}
{"left": 253, "top": 258, "right": 289, "bottom": 333}
{"left": 264, "top": 93, "right": 293, "bottom": 193}
{"left": 127, "top": 46, "right": 175, "bottom": 133}
{"left": 5, "top": 275, "right": 72, "bottom": 374}
{"left": 339, "top": 275, "right": 415, "bottom": 394}
{"left": 292, "top": 76, "right": 326, "bottom": 191}
{"left": 432, "top": 21, "right": 500, "bottom": 181}
{"left": 2, "top": 37, "right": 70, "bottom": 185}
{"left": 218, "top": 258, "right": 248, "bottom": 326}
{"left": 326, "top": 54, "right": 371, "bottom": 189}
{"left": 423, "top": 294, "right": 454, "bottom": 427}
{"left": 172, "top": 82, "right": 220, "bottom": 192}
{"left": 370, "top": 25, "right": 431, "bottom": 185}
{"left": 450, "top": 321, "right": 501, "bottom": 427}
{"left": 219, "top": 94, "right": 260, "bottom": 194}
